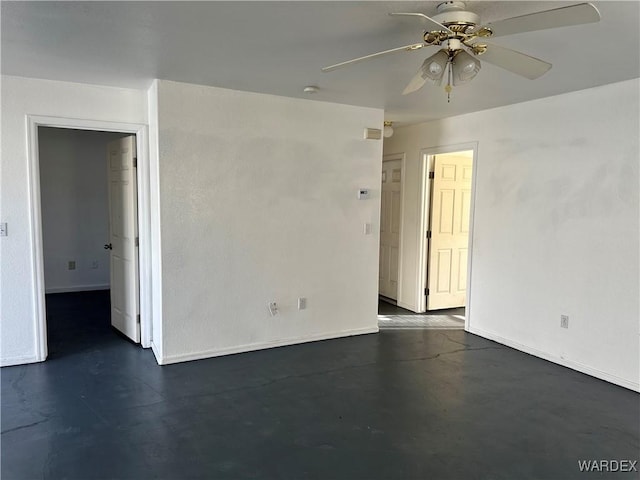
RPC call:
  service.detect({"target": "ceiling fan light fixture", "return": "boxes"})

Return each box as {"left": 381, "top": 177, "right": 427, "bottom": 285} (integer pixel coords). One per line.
{"left": 383, "top": 121, "right": 394, "bottom": 138}
{"left": 322, "top": 2, "right": 601, "bottom": 101}
{"left": 421, "top": 50, "right": 449, "bottom": 85}
{"left": 452, "top": 50, "right": 481, "bottom": 85}
{"left": 429, "top": 63, "right": 442, "bottom": 75}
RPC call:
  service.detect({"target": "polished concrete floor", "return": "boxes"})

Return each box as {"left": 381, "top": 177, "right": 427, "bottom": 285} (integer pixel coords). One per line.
{"left": 378, "top": 298, "right": 465, "bottom": 329}
{"left": 2, "top": 291, "right": 638, "bottom": 479}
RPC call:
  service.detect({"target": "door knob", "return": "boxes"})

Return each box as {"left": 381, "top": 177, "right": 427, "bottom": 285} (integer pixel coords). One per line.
{"left": 104, "top": 243, "right": 112, "bottom": 250}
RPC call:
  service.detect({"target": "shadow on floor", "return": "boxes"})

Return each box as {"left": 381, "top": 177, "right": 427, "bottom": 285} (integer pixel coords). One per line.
{"left": 45, "top": 290, "right": 136, "bottom": 359}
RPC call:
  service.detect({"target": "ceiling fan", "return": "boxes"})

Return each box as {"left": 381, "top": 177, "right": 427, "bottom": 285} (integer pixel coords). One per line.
{"left": 322, "top": 2, "right": 601, "bottom": 100}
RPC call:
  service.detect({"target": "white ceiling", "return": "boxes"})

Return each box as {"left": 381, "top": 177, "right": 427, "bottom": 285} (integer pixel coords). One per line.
{"left": 2, "top": 1, "right": 638, "bottom": 124}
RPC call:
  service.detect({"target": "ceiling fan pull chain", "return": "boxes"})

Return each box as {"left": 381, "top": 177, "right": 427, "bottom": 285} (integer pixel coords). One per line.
{"left": 445, "top": 58, "right": 453, "bottom": 103}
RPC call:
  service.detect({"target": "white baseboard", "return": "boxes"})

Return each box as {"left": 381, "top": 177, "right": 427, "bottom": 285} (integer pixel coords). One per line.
{"left": 467, "top": 326, "right": 640, "bottom": 392}
{"left": 0, "top": 354, "right": 40, "bottom": 367}
{"left": 150, "top": 341, "right": 163, "bottom": 365}
{"left": 45, "top": 284, "right": 110, "bottom": 294}
{"left": 158, "top": 325, "right": 380, "bottom": 366}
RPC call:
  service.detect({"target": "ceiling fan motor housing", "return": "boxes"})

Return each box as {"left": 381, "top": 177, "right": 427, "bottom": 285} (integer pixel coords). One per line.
{"left": 426, "top": 1, "right": 482, "bottom": 47}
{"left": 433, "top": 10, "right": 479, "bottom": 30}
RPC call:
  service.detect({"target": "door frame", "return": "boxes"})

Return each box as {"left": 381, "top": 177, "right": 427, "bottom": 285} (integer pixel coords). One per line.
{"left": 417, "top": 143, "right": 478, "bottom": 329}
{"left": 380, "top": 153, "right": 406, "bottom": 304}
{"left": 27, "top": 115, "right": 152, "bottom": 360}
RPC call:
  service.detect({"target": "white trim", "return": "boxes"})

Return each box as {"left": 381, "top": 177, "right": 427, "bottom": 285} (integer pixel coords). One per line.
{"left": 134, "top": 129, "right": 152, "bottom": 349}
{"left": 150, "top": 340, "right": 162, "bottom": 365}
{"left": 26, "top": 115, "right": 153, "bottom": 361}
{"left": 467, "top": 326, "right": 640, "bottom": 393}
{"left": 45, "top": 284, "right": 110, "bottom": 294}
{"left": 465, "top": 145, "right": 479, "bottom": 332}
{"left": 381, "top": 153, "right": 406, "bottom": 303}
{"left": 157, "top": 326, "right": 380, "bottom": 366}
{"left": 0, "top": 355, "right": 40, "bottom": 367}
{"left": 416, "top": 153, "right": 430, "bottom": 313}
{"left": 417, "top": 143, "right": 478, "bottom": 327}
{"left": 26, "top": 116, "right": 48, "bottom": 363}
{"left": 146, "top": 81, "right": 163, "bottom": 358}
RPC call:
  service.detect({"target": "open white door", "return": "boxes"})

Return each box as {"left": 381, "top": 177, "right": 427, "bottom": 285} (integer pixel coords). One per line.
{"left": 106, "top": 135, "right": 140, "bottom": 342}
{"left": 427, "top": 153, "right": 472, "bottom": 310}
{"left": 379, "top": 158, "right": 402, "bottom": 300}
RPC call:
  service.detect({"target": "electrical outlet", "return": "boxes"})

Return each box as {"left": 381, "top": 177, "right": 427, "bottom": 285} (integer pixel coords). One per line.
{"left": 298, "top": 297, "right": 307, "bottom": 310}
{"left": 560, "top": 315, "right": 569, "bottom": 329}
{"left": 68, "top": 261, "right": 76, "bottom": 271}
{"left": 268, "top": 302, "right": 278, "bottom": 316}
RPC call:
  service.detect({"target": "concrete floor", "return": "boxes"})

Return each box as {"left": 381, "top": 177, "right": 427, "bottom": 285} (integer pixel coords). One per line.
{"left": 378, "top": 298, "right": 465, "bottom": 329}
{"left": 2, "top": 291, "right": 638, "bottom": 479}
{"left": 378, "top": 297, "right": 465, "bottom": 318}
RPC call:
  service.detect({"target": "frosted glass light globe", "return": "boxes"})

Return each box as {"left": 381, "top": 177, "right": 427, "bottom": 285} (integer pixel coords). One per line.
{"left": 429, "top": 62, "right": 443, "bottom": 75}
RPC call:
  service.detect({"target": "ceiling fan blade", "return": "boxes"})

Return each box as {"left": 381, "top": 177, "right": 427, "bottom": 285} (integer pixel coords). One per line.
{"left": 322, "top": 43, "right": 425, "bottom": 72}
{"left": 402, "top": 66, "right": 429, "bottom": 95}
{"left": 483, "top": 3, "right": 600, "bottom": 38}
{"left": 402, "top": 50, "right": 449, "bottom": 94}
{"left": 478, "top": 43, "right": 551, "bottom": 79}
{"left": 388, "top": 12, "right": 454, "bottom": 34}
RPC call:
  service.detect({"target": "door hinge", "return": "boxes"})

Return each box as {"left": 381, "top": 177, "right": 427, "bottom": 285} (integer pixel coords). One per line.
{"left": 426, "top": 230, "right": 432, "bottom": 239}
{"left": 428, "top": 171, "right": 435, "bottom": 179}
{"left": 133, "top": 157, "right": 138, "bottom": 168}
{"left": 425, "top": 288, "right": 429, "bottom": 296}
{"left": 135, "top": 236, "right": 139, "bottom": 247}
{"left": 136, "top": 314, "right": 141, "bottom": 324}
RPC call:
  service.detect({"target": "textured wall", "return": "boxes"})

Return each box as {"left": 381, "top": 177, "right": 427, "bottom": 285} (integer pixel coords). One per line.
{"left": 0, "top": 75, "right": 147, "bottom": 366}
{"left": 39, "top": 127, "right": 126, "bottom": 293}
{"left": 383, "top": 79, "right": 640, "bottom": 390}
{"left": 155, "top": 80, "right": 383, "bottom": 363}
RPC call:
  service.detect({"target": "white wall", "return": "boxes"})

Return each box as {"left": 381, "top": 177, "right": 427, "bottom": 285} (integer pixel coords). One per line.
{"left": 153, "top": 80, "right": 383, "bottom": 364}
{"left": 0, "top": 75, "right": 147, "bottom": 366}
{"left": 38, "top": 127, "right": 126, "bottom": 293}
{"left": 383, "top": 78, "right": 640, "bottom": 391}
{"left": 147, "top": 80, "right": 164, "bottom": 361}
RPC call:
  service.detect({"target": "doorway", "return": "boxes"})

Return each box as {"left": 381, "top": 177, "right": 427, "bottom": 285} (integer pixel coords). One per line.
{"left": 377, "top": 143, "right": 477, "bottom": 328}
{"left": 27, "top": 115, "right": 152, "bottom": 362}
{"left": 378, "top": 155, "right": 404, "bottom": 304}
{"left": 425, "top": 150, "right": 473, "bottom": 311}
{"left": 38, "top": 127, "right": 139, "bottom": 355}
{"left": 415, "top": 145, "right": 476, "bottom": 321}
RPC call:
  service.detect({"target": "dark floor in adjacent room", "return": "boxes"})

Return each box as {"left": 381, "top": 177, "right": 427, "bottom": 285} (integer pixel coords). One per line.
{"left": 2, "top": 291, "right": 638, "bottom": 480}
{"left": 377, "top": 297, "right": 465, "bottom": 318}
